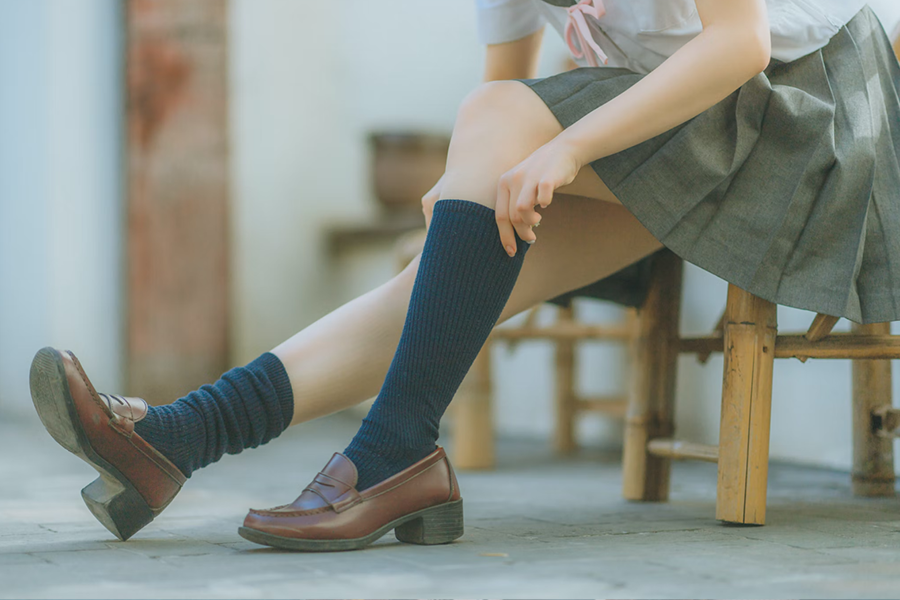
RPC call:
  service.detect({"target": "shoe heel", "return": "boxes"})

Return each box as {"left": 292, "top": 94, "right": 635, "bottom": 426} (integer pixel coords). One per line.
{"left": 395, "top": 499, "right": 464, "bottom": 545}
{"left": 81, "top": 474, "right": 155, "bottom": 541}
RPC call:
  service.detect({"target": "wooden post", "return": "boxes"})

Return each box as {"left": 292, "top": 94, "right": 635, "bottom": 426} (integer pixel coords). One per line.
{"left": 851, "top": 322, "right": 896, "bottom": 497}
{"left": 622, "top": 250, "right": 683, "bottom": 501}
{"left": 716, "top": 285, "right": 777, "bottom": 525}
{"left": 554, "top": 305, "right": 578, "bottom": 454}
{"left": 452, "top": 348, "right": 495, "bottom": 469}
{"left": 125, "top": 1, "right": 230, "bottom": 402}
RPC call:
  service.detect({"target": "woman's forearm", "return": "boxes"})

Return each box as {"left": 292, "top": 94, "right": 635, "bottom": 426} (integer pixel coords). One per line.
{"left": 557, "top": 1, "right": 771, "bottom": 167}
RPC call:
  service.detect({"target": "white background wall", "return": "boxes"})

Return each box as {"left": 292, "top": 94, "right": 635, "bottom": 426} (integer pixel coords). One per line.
{"left": 1, "top": 0, "right": 898, "bottom": 474}
{"left": 0, "top": 0, "right": 123, "bottom": 419}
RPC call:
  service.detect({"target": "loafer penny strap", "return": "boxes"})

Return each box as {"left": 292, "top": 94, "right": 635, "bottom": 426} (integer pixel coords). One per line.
{"left": 303, "top": 472, "right": 362, "bottom": 513}
{"left": 98, "top": 393, "right": 149, "bottom": 423}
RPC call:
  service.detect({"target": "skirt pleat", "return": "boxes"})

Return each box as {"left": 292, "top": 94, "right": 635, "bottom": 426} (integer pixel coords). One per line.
{"left": 527, "top": 6, "right": 900, "bottom": 323}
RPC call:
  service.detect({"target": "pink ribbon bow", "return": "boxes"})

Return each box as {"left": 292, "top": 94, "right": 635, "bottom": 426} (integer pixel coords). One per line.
{"left": 565, "top": 0, "right": 609, "bottom": 67}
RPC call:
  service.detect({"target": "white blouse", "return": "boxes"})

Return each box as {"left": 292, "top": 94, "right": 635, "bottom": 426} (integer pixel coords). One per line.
{"left": 475, "top": 0, "right": 875, "bottom": 74}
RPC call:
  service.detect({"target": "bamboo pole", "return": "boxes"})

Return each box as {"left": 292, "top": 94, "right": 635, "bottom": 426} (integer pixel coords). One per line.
{"left": 806, "top": 314, "right": 840, "bottom": 342}
{"left": 851, "top": 322, "right": 896, "bottom": 497}
{"left": 577, "top": 397, "right": 628, "bottom": 418}
{"left": 648, "top": 439, "right": 719, "bottom": 463}
{"left": 622, "top": 251, "right": 682, "bottom": 501}
{"left": 679, "top": 334, "right": 900, "bottom": 360}
{"left": 716, "top": 285, "right": 777, "bottom": 525}
{"left": 491, "top": 324, "right": 634, "bottom": 341}
{"left": 554, "top": 306, "right": 578, "bottom": 455}
{"left": 452, "top": 348, "right": 495, "bottom": 469}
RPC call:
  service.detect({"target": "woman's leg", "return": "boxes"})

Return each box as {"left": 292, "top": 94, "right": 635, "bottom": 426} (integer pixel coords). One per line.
{"left": 277, "top": 81, "right": 659, "bottom": 427}
{"left": 335, "top": 81, "right": 662, "bottom": 490}
{"left": 276, "top": 194, "right": 659, "bottom": 427}
{"left": 135, "top": 81, "right": 662, "bottom": 480}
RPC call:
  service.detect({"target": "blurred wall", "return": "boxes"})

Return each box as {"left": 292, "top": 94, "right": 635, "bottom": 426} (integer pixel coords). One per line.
{"left": 870, "top": 0, "right": 900, "bottom": 36}
{"left": 0, "top": 0, "right": 123, "bottom": 418}
{"left": 228, "top": 0, "right": 490, "bottom": 360}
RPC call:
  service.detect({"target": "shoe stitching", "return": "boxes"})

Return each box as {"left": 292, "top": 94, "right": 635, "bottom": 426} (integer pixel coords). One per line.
{"left": 249, "top": 451, "right": 450, "bottom": 519}
{"left": 69, "top": 354, "right": 186, "bottom": 489}
{"left": 125, "top": 438, "right": 187, "bottom": 486}
{"left": 362, "top": 455, "right": 443, "bottom": 502}
{"left": 303, "top": 485, "right": 333, "bottom": 507}
{"left": 250, "top": 505, "right": 332, "bottom": 517}
{"left": 445, "top": 457, "right": 455, "bottom": 503}
{"left": 316, "top": 471, "right": 352, "bottom": 488}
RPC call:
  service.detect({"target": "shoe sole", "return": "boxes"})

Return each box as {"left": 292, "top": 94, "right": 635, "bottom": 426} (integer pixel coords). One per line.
{"left": 237, "top": 498, "right": 464, "bottom": 552}
{"left": 29, "top": 347, "right": 157, "bottom": 541}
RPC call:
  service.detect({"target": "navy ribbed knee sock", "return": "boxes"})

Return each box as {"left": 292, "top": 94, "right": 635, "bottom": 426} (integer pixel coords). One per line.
{"left": 343, "top": 199, "right": 529, "bottom": 491}
{"left": 133, "top": 352, "right": 294, "bottom": 477}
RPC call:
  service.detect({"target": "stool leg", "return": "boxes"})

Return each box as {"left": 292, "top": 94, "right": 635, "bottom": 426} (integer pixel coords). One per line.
{"left": 623, "top": 251, "right": 683, "bottom": 501}
{"left": 716, "top": 285, "right": 777, "bottom": 525}
{"left": 851, "top": 322, "right": 895, "bottom": 496}
{"left": 452, "top": 347, "right": 495, "bottom": 469}
{"left": 555, "top": 305, "right": 577, "bottom": 454}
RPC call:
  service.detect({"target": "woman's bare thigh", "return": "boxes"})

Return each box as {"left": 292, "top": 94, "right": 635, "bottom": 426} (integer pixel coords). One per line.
{"left": 500, "top": 193, "right": 660, "bottom": 320}
{"left": 440, "top": 80, "right": 621, "bottom": 207}
{"left": 557, "top": 164, "right": 622, "bottom": 205}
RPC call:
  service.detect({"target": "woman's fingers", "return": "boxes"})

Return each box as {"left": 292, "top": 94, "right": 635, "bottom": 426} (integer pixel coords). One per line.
{"left": 507, "top": 178, "right": 538, "bottom": 246}
{"left": 514, "top": 181, "right": 544, "bottom": 226}
{"left": 510, "top": 188, "right": 539, "bottom": 245}
{"left": 536, "top": 178, "right": 555, "bottom": 209}
{"left": 494, "top": 179, "right": 519, "bottom": 256}
{"left": 421, "top": 174, "right": 444, "bottom": 230}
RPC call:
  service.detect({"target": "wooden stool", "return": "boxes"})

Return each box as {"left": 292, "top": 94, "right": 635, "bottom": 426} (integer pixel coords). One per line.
{"left": 623, "top": 251, "right": 898, "bottom": 525}
{"left": 454, "top": 304, "right": 638, "bottom": 469}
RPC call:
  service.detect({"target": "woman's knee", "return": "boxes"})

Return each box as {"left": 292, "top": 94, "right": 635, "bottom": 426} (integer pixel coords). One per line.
{"left": 453, "top": 81, "right": 559, "bottom": 142}
{"left": 455, "top": 81, "right": 531, "bottom": 126}
{"left": 441, "top": 81, "right": 560, "bottom": 205}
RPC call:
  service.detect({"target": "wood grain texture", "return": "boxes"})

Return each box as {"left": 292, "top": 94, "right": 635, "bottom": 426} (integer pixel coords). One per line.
{"left": 452, "top": 349, "right": 495, "bottom": 470}
{"left": 851, "top": 322, "right": 896, "bottom": 497}
{"left": 126, "top": 0, "right": 230, "bottom": 403}
{"left": 647, "top": 439, "right": 719, "bottom": 463}
{"left": 622, "top": 251, "right": 683, "bottom": 502}
{"left": 716, "top": 285, "right": 777, "bottom": 525}
{"left": 806, "top": 314, "right": 840, "bottom": 342}
{"left": 554, "top": 306, "right": 577, "bottom": 454}
{"left": 680, "top": 333, "right": 900, "bottom": 360}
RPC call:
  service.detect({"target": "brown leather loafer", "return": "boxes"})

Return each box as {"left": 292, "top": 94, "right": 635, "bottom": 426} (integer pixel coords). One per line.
{"left": 29, "top": 347, "right": 186, "bottom": 541}
{"left": 239, "top": 447, "right": 463, "bottom": 551}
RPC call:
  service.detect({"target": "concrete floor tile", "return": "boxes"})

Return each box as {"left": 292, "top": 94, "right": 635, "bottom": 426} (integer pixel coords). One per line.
{"left": 2, "top": 412, "right": 899, "bottom": 599}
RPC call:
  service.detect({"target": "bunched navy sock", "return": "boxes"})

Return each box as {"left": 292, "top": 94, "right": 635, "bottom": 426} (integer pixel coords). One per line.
{"left": 134, "top": 352, "right": 294, "bottom": 477}
{"left": 343, "top": 199, "right": 530, "bottom": 491}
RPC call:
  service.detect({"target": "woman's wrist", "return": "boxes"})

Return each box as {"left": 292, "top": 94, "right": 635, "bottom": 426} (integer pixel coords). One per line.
{"left": 552, "top": 129, "right": 594, "bottom": 173}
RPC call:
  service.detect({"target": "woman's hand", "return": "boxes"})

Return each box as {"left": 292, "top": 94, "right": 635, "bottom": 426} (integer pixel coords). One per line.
{"left": 495, "top": 139, "right": 581, "bottom": 256}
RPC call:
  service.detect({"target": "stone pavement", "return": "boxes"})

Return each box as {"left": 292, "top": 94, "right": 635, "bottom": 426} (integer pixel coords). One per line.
{"left": 1, "top": 410, "right": 899, "bottom": 599}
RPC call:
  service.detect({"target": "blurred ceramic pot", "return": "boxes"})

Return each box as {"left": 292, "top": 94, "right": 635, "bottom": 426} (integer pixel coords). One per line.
{"left": 370, "top": 131, "right": 450, "bottom": 212}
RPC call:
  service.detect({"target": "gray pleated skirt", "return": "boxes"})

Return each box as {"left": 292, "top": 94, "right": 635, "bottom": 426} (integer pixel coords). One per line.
{"left": 528, "top": 6, "right": 900, "bottom": 324}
